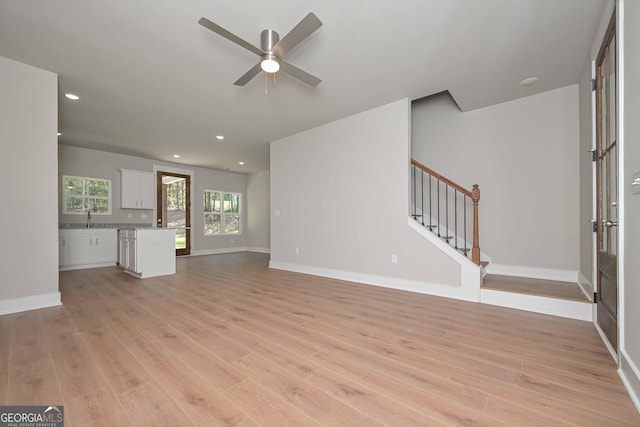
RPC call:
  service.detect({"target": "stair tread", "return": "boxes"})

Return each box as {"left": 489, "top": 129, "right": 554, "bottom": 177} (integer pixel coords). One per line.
{"left": 481, "top": 274, "right": 590, "bottom": 302}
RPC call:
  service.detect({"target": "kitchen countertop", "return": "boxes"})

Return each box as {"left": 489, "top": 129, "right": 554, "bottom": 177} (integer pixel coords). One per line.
{"left": 59, "top": 223, "right": 153, "bottom": 229}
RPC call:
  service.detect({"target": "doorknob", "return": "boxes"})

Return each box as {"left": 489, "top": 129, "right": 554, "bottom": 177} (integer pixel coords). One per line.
{"left": 602, "top": 220, "right": 618, "bottom": 228}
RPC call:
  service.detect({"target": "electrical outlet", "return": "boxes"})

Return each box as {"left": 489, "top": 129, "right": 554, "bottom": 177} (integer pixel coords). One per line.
{"left": 141, "top": 213, "right": 147, "bottom": 219}
{"left": 295, "top": 247, "right": 300, "bottom": 255}
{"left": 274, "top": 209, "right": 281, "bottom": 217}
{"left": 391, "top": 254, "right": 398, "bottom": 264}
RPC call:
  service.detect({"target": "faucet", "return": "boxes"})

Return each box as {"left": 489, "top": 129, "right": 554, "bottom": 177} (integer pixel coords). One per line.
{"left": 86, "top": 209, "right": 92, "bottom": 228}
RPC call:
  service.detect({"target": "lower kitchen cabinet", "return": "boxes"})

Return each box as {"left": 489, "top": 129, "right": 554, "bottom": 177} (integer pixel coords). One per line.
{"left": 119, "top": 228, "right": 175, "bottom": 278}
{"left": 59, "top": 229, "right": 117, "bottom": 270}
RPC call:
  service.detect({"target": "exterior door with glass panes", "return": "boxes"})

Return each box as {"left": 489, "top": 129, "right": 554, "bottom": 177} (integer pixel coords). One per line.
{"left": 156, "top": 172, "right": 191, "bottom": 256}
{"left": 595, "top": 14, "right": 618, "bottom": 351}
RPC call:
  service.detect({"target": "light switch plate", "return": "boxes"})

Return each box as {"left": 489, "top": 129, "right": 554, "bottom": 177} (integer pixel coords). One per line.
{"left": 633, "top": 170, "right": 640, "bottom": 195}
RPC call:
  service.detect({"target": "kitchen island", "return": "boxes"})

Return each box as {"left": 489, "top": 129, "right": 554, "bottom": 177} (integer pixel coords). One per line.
{"left": 118, "top": 228, "right": 176, "bottom": 278}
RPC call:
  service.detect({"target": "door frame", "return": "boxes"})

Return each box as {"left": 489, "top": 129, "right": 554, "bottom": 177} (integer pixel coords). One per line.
{"left": 153, "top": 165, "right": 194, "bottom": 256}
{"left": 592, "top": 9, "right": 619, "bottom": 358}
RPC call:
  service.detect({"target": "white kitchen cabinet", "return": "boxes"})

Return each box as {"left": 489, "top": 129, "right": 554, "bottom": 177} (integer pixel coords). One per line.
{"left": 118, "top": 228, "right": 175, "bottom": 278}
{"left": 59, "top": 236, "right": 70, "bottom": 267}
{"left": 59, "top": 229, "right": 118, "bottom": 270}
{"left": 121, "top": 169, "right": 154, "bottom": 209}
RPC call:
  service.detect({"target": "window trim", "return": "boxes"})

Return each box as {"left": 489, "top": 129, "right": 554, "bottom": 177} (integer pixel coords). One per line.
{"left": 203, "top": 189, "right": 242, "bottom": 236}
{"left": 62, "top": 175, "right": 112, "bottom": 215}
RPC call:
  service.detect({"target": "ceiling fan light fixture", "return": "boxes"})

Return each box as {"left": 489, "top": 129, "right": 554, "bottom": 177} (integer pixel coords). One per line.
{"left": 261, "top": 54, "right": 280, "bottom": 73}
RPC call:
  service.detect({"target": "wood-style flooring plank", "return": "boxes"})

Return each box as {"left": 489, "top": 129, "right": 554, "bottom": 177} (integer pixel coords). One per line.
{"left": 232, "top": 353, "right": 385, "bottom": 427}
{"left": 144, "top": 324, "right": 245, "bottom": 389}
{"left": 118, "top": 382, "right": 195, "bottom": 427}
{"left": 0, "top": 317, "right": 12, "bottom": 375}
{"left": 310, "top": 351, "right": 506, "bottom": 427}
{"left": 65, "top": 386, "right": 133, "bottom": 427}
{"left": 483, "top": 274, "right": 589, "bottom": 301}
{"left": 130, "top": 339, "right": 245, "bottom": 426}
{"left": 6, "top": 370, "right": 64, "bottom": 406}
{"left": 450, "top": 366, "right": 637, "bottom": 426}
{"left": 39, "top": 306, "right": 77, "bottom": 335}
{"left": 306, "top": 367, "right": 447, "bottom": 427}
{"left": 80, "top": 327, "right": 149, "bottom": 394}
{"left": 46, "top": 331, "right": 108, "bottom": 401}
{"left": 227, "top": 378, "right": 321, "bottom": 427}
{"left": 0, "top": 373, "right": 7, "bottom": 405}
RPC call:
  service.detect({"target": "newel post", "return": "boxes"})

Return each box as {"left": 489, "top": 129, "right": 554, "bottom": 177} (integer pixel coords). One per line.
{"left": 471, "top": 184, "right": 480, "bottom": 265}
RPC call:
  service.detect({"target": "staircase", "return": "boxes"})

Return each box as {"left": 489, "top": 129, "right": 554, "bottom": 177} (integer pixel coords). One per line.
{"left": 410, "top": 159, "right": 481, "bottom": 264}
{"left": 481, "top": 274, "right": 592, "bottom": 321}
{"left": 410, "top": 159, "right": 592, "bottom": 321}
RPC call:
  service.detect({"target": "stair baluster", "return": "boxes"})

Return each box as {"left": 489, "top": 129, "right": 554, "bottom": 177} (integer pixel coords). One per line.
{"left": 410, "top": 159, "right": 481, "bottom": 266}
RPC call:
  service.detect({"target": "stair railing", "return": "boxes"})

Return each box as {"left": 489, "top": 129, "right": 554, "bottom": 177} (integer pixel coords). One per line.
{"left": 410, "top": 159, "right": 481, "bottom": 265}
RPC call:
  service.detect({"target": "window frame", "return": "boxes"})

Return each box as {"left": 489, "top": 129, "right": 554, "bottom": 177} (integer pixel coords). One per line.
{"left": 62, "top": 175, "right": 112, "bottom": 215}
{"left": 203, "top": 189, "right": 242, "bottom": 236}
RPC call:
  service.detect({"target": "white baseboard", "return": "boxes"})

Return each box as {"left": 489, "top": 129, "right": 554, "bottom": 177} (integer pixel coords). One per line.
{"left": 485, "top": 263, "right": 578, "bottom": 283}
{"left": 577, "top": 271, "right": 594, "bottom": 301}
{"left": 247, "top": 247, "right": 270, "bottom": 254}
{"left": 59, "top": 262, "right": 117, "bottom": 271}
{"left": 184, "top": 247, "right": 270, "bottom": 257}
{"left": 0, "top": 292, "right": 62, "bottom": 316}
{"left": 190, "top": 247, "right": 250, "bottom": 256}
{"left": 594, "top": 321, "right": 618, "bottom": 361}
{"left": 269, "top": 261, "right": 480, "bottom": 302}
{"left": 620, "top": 350, "right": 640, "bottom": 415}
{"left": 480, "top": 288, "right": 592, "bottom": 321}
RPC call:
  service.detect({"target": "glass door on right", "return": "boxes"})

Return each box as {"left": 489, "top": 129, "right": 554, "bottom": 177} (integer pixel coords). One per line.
{"left": 595, "top": 14, "right": 617, "bottom": 351}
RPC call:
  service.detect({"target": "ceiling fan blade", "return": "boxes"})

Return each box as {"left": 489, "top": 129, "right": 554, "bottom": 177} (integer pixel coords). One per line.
{"left": 233, "top": 63, "right": 262, "bottom": 86}
{"left": 198, "top": 17, "right": 265, "bottom": 57}
{"left": 273, "top": 12, "right": 322, "bottom": 58}
{"left": 280, "top": 60, "right": 321, "bottom": 87}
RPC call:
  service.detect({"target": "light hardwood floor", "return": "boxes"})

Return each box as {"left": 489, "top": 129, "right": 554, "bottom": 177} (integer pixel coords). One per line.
{"left": 482, "top": 274, "right": 590, "bottom": 302}
{"left": 2, "top": 252, "right": 638, "bottom": 426}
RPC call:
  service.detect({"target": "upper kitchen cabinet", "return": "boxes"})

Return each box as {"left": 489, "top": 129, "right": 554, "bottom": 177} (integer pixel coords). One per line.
{"left": 121, "top": 169, "right": 154, "bottom": 209}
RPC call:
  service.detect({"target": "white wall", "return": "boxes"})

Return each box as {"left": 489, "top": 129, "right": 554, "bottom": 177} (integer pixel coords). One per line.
{"left": 247, "top": 170, "right": 270, "bottom": 252}
{"left": 620, "top": 0, "right": 640, "bottom": 410}
{"left": 412, "top": 86, "right": 581, "bottom": 276}
{"left": 271, "top": 99, "right": 471, "bottom": 298}
{"left": 0, "top": 56, "right": 60, "bottom": 314}
{"left": 59, "top": 145, "right": 254, "bottom": 254}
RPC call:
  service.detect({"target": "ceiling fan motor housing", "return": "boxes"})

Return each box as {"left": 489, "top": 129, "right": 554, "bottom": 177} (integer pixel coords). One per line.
{"left": 261, "top": 29, "right": 279, "bottom": 54}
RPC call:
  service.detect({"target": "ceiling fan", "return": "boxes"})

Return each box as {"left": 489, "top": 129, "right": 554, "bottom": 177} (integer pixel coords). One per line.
{"left": 198, "top": 13, "right": 322, "bottom": 87}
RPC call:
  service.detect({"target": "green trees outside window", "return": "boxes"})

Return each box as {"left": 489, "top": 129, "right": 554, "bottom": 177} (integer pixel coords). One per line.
{"left": 204, "top": 190, "right": 240, "bottom": 235}
{"left": 63, "top": 175, "right": 112, "bottom": 214}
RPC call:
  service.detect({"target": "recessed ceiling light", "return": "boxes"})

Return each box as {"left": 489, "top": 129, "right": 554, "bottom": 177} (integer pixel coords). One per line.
{"left": 520, "top": 77, "right": 539, "bottom": 87}
{"left": 57, "top": 132, "right": 62, "bottom": 136}
{"left": 173, "top": 154, "right": 180, "bottom": 158}
{"left": 238, "top": 161, "right": 245, "bottom": 165}
{"left": 216, "top": 135, "right": 224, "bottom": 140}
{"left": 64, "top": 93, "right": 80, "bottom": 100}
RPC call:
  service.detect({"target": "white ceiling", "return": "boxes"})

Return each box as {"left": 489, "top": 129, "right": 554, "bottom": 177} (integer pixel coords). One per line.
{"left": 0, "top": 0, "right": 606, "bottom": 173}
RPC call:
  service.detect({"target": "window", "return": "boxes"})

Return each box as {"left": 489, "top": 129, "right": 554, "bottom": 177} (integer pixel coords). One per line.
{"left": 203, "top": 190, "right": 241, "bottom": 235}
{"left": 63, "top": 175, "right": 112, "bottom": 214}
